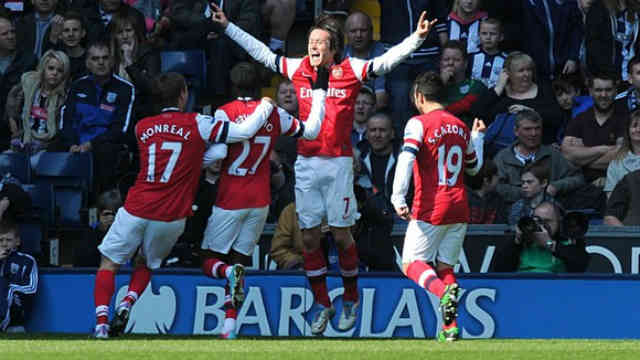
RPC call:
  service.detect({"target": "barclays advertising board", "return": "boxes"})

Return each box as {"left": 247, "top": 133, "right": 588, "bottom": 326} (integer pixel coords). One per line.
{"left": 28, "top": 271, "right": 640, "bottom": 338}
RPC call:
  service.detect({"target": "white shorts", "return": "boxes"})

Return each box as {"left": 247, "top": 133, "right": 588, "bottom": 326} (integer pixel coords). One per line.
{"left": 294, "top": 156, "right": 358, "bottom": 229}
{"left": 402, "top": 221, "right": 467, "bottom": 265}
{"left": 98, "top": 208, "right": 186, "bottom": 269}
{"left": 201, "top": 205, "right": 269, "bottom": 256}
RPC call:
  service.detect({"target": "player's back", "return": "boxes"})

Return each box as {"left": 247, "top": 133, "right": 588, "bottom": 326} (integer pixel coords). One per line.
{"left": 412, "top": 110, "right": 472, "bottom": 225}
{"left": 125, "top": 111, "right": 207, "bottom": 221}
{"left": 215, "top": 99, "right": 295, "bottom": 210}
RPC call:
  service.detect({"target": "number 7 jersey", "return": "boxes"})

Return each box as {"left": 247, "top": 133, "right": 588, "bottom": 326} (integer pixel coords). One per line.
{"left": 125, "top": 109, "right": 232, "bottom": 221}
{"left": 403, "top": 109, "right": 478, "bottom": 224}
{"left": 215, "top": 99, "right": 302, "bottom": 210}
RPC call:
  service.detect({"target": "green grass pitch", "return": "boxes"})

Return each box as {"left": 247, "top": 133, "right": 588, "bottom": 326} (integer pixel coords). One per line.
{"left": 2, "top": 335, "right": 640, "bottom": 360}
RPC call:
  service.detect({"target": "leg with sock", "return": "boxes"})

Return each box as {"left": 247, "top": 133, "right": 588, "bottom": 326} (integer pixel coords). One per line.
{"left": 406, "top": 261, "right": 446, "bottom": 297}
{"left": 437, "top": 264, "right": 460, "bottom": 341}
{"left": 337, "top": 241, "right": 359, "bottom": 331}
{"left": 221, "top": 285, "right": 238, "bottom": 339}
{"left": 303, "top": 246, "right": 335, "bottom": 335}
{"left": 93, "top": 266, "right": 116, "bottom": 339}
{"left": 111, "top": 261, "right": 153, "bottom": 337}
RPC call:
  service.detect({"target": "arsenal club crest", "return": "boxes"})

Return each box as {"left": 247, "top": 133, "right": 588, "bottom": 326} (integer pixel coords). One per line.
{"left": 332, "top": 66, "right": 343, "bottom": 79}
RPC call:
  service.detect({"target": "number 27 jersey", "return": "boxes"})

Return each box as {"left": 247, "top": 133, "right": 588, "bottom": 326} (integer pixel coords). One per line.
{"left": 215, "top": 99, "right": 301, "bottom": 210}
{"left": 403, "top": 110, "right": 478, "bottom": 224}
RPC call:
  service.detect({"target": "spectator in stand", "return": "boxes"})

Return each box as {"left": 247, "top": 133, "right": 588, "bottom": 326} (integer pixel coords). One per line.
{"left": 43, "top": 11, "right": 88, "bottom": 80}
{"left": 466, "top": 157, "right": 507, "bottom": 224}
{"left": 60, "top": 40, "right": 135, "bottom": 195}
{"left": 494, "top": 109, "right": 585, "bottom": 208}
{"left": 562, "top": 72, "right": 627, "bottom": 210}
{"left": 586, "top": 0, "right": 640, "bottom": 82}
{"left": 83, "top": 0, "right": 146, "bottom": 43}
{"left": 273, "top": 79, "right": 298, "bottom": 169}
{"left": 502, "top": 0, "right": 582, "bottom": 80}
{"left": 344, "top": 11, "right": 388, "bottom": 110}
{"left": 351, "top": 86, "right": 376, "bottom": 152}
{"left": 109, "top": 9, "right": 160, "bottom": 120}
{"left": 4, "top": 49, "right": 70, "bottom": 155}
{"left": 468, "top": 18, "right": 507, "bottom": 89}
{"left": 124, "top": 0, "right": 164, "bottom": 33}
{"left": 493, "top": 201, "right": 589, "bottom": 273}
{"left": 604, "top": 169, "right": 640, "bottom": 226}
{"left": 577, "top": 0, "right": 595, "bottom": 72}
{"left": 159, "top": 0, "right": 260, "bottom": 106}
{"left": 471, "top": 51, "right": 565, "bottom": 145}
{"left": 73, "top": 189, "right": 122, "bottom": 267}
{"left": 0, "top": 174, "right": 32, "bottom": 224}
{"left": 270, "top": 202, "right": 303, "bottom": 269}
{"left": 604, "top": 109, "right": 640, "bottom": 197}
{"left": 261, "top": 0, "right": 295, "bottom": 55}
{"left": 447, "top": 0, "right": 487, "bottom": 55}
{"left": 15, "top": 0, "right": 62, "bottom": 58}
{"left": 356, "top": 112, "right": 403, "bottom": 271}
{"left": 267, "top": 148, "right": 295, "bottom": 224}
{"left": 552, "top": 73, "right": 593, "bottom": 145}
{"left": 440, "top": 40, "right": 487, "bottom": 127}
{"left": 508, "top": 158, "right": 557, "bottom": 226}
{"left": 0, "top": 219, "right": 38, "bottom": 333}
{"left": 0, "top": 14, "right": 38, "bottom": 151}
{"left": 616, "top": 56, "right": 640, "bottom": 113}
{"left": 378, "top": 0, "right": 449, "bottom": 135}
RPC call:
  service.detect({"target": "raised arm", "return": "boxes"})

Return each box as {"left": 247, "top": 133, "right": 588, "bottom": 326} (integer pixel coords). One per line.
{"left": 211, "top": 3, "right": 279, "bottom": 72}
{"left": 368, "top": 11, "right": 435, "bottom": 76}
{"left": 465, "top": 118, "right": 486, "bottom": 176}
{"left": 225, "top": 99, "right": 275, "bottom": 143}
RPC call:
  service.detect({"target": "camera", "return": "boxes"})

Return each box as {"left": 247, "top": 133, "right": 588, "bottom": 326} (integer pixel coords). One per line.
{"left": 517, "top": 216, "right": 542, "bottom": 244}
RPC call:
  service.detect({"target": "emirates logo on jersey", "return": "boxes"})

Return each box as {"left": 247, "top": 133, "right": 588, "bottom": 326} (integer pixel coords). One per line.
{"left": 332, "top": 66, "right": 343, "bottom": 79}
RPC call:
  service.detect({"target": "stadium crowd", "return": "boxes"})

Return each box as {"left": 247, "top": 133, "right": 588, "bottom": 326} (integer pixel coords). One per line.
{"left": 1, "top": 0, "right": 640, "bottom": 335}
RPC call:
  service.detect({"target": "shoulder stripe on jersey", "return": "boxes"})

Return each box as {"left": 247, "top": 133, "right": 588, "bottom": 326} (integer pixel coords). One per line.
{"left": 293, "top": 121, "right": 305, "bottom": 138}
{"left": 402, "top": 146, "right": 418, "bottom": 155}
{"left": 219, "top": 121, "right": 229, "bottom": 143}
{"left": 404, "top": 138, "right": 421, "bottom": 148}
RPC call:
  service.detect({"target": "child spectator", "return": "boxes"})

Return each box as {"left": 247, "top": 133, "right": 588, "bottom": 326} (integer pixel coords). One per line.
{"left": 508, "top": 159, "right": 556, "bottom": 226}
{"left": 0, "top": 219, "right": 38, "bottom": 333}
{"left": 466, "top": 158, "right": 507, "bottom": 224}
{"left": 468, "top": 18, "right": 507, "bottom": 89}
{"left": 616, "top": 56, "right": 640, "bottom": 113}
{"left": 447, "top": 0, "right": 487, "bottom": 54}
{"left": 551, "top": 74, "right": 592, "bottom": 144}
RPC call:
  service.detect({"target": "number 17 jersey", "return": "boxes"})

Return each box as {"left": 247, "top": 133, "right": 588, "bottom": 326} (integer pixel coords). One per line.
{"left": 125, "top": 110, "right": 229, "bottom": 221}
{"left": 403, "top": 109, "right": 478, "bottom": 225}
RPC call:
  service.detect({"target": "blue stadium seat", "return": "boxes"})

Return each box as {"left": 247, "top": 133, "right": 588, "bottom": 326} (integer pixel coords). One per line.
{"left": 22, "top": 183, "right": 55, "bottom": 226}
{"left": 31, "top": 152, "right": 93, "bottom": 226}
{"left": 0, "top": 152, "right": 30, "bottom": 184}
{"left": 160, "top": 50, "right": 207, "bottom": 111}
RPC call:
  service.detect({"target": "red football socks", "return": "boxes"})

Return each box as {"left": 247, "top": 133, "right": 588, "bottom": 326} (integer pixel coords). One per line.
{"left": 123, "top": 264, "right": 152, "bottom": 305}
{"left": 438, "top": 267, "right": 456, "bottom": 285}
{"left": 303, "top": 248, "right": 331, "bottom": 308}
{"left": 202, "top": 257, "right": 230, "bottom": 279}
{"left": 406, "top": 261, "right": 445, "bottom": 297}
{"left": 94, "top": 269, "right": 115, "bottom": 324}
{"left": 338, "top": 242, "right": 359, "bottom": 303}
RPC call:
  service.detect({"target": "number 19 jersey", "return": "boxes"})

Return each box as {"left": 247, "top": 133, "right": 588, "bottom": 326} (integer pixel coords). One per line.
{"left": 215, "top": 99, "right": 301, "bottom": 210}
{"left": 125, "top": 110, "right": 228, "bottom": 221}
{"left": 403, "top": 110, "right": 478, "bottom": 225}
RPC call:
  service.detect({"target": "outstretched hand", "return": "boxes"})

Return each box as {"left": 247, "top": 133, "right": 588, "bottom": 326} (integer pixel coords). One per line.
{"left": 209, "top": 3, "right": 229, "bottom": 28}
{"left": 414, "top": 11, "right": 438, "bottom": 39}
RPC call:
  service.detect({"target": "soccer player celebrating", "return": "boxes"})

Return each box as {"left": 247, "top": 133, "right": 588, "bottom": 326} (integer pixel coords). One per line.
{"left": 93, "top": 72, "right": 277, "bottom": 339}
{"left": 200, "top": 62, "right": 329, "bottom": 339}
{"left": 210, "top": 3, "right": 438, "bottom": 335}
{"left": 391, "top": 71, "right": 485, "bottom": 342}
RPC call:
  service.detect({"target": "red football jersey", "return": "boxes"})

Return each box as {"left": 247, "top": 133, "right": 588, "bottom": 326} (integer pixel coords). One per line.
{"left": 403, "top": 110, "right": 478, "bottom": 224}
{"left": 125, "top": 110, "right": 229, "bottom": 221}
{"left": 215, "top": 99, "right": 301, "bottom": 209}
{"left": 279, "top": 56, "right": 369, "bottom": 157}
